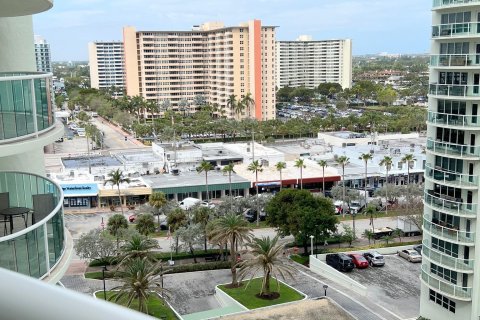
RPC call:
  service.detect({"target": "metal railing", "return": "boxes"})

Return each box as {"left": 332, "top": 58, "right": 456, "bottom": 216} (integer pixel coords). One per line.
{"left": 433, "top": 0, "right": 480, "bottom": 7}
{"left": 429, "top": 84, "right": 480, "bottom": 98}
{"left": 430, "top": 54, "right": 480, "bottom": 67}
{"left": 432, "top": 22, "right": 480, "bottom": 38}
{"left": 423, "top": 217, "right": 475, "bottom": 244}
{"left": 421, "top": 265, "right": 472, "bottom": 300}
{"left": 427, "top": 111, "right": 480, "bottom": 128}
{"left": 422, "top": 240, "right": 474, "bottom": 271}
{"left": 424, "top": 191, "right": 477, "bottom": 216}
{"left": 426, "top": 138, "right": 480, "bottom": 158}
{"left": 425, "top": 163, "right": 478, "bottom": 187}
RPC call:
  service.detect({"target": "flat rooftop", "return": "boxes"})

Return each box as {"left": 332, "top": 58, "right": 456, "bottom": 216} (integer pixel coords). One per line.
{"left": 62, "top": 155, "right": 122, "bottom": 169}
{"left": 114, "top": 151, "right": 161, "bottom": 163}
{"left": 142, "top": 170, "right": 250, "bottom": 189}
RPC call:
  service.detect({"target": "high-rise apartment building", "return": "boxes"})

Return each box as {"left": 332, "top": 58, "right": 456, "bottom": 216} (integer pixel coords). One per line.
{"left": 0, "top": 1, "right": 70, "bottom": 283}
{"left": 421, "top": 1, "right": 480, "bottom": 319}
{"left": 123, "top": 20, "right": 277, "bottom": 120}
{"left": 88, "top": 41, "right": 125, "bottom": 94}
{"left": 276, "top": 36, "right": 352, "bottom": 89}
{"left": 34, "top": 35, "right": 52, "bottom": 73}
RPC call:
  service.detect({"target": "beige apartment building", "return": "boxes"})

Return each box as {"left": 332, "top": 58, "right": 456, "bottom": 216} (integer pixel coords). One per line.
{"left": 123, "top": 20, "right": 276, "bottom": 120}
{"left": 88, "top": 41, "right": 125, "bottom": 94}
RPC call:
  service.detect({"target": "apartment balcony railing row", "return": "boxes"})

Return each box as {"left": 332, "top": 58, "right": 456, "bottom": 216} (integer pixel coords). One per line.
{"left": 426, "top": 138, "right": 480, "bottom": 158}
{"left": 424, "top": 190, "right": 477, "bottom": 216}
{"left": 432, "top": 22, "right": 480, "bottom": 38}
{"left": 429, "top": 84, "right": 480, "bottom": 98}
{"left": 422, "top": 240, "right": 474, "bottom": 272}
{"left": 427, "top": 111, "right": 480, "bottom": 129}
{"left": 423, "top": 217, "right": 475, "bottom": 244}
{"left": 425, "top": 163, "right": 478, "bottom": 187}
{"left": 430, "top": 54, "right": 480, "bottom": 67}
{"left": 421, "top": 265, "right": 472, "bottom": 300}
{"left": 433, "top": 0, "right": 480, "bottom": 8}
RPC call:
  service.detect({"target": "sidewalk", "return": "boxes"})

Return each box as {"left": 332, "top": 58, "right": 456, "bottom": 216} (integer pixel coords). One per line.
{"left": 97, "top": 116, "right": 145, "bottom": 147}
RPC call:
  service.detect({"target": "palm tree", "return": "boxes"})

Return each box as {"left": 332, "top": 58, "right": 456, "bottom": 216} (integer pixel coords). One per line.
{"left": 135, "top": 213, "right": 156, "bottom": 236}
{"left": 208, "top": 213, "right": 252, "bottom": 287}
{"left": 110, "top": 257, "right": 170, "bottom": 314}
{"left": 275, "top": 162, "right": 286, "bottom": 190}
{"left": 294, "top": 158, "right": 306, "bottom": 189}
{"left": 238, "top": 235, "right": 295, "bottom": 297}
{"left": 365, "top": 205, "right": 377, "bottom": 244}
{"left": 149, "top": 192, "right": 167, "bottom": 230}
{"left": 379, "top": 156, "right": 393, "bottom": 214}
{"left": 120, "top": 235, "right": 159, "bottom": 264}
{"left": 241, "top": 92, "right": 255, "bottom": 118}
{"left": 197, "top": 160, "right": 214, "bottom": 202}
{"left": 401, "top": 154, "right": 416, "bottom": 185}
{"left": 107, "top": 214, "right": 128, "bottom": 250}
{"left": 317, "top": 160, "right": 328, "bottom": 193}
{"left": 104, "top": 169, "right": 131, "bottom": 214}
{"left": 335, "top": 156, "right": 350, "bottom": 217}
{"left": 248, "top": 160, "right": 264, "bottom": 226}
{"left": 222, "top": 163, "right": 236, "bottom": 196}
{"left": 359, "top": 152, "right": 373, "bottom": 207}
{"left": 227, "top": 94, "right": 238, "bottom": 119}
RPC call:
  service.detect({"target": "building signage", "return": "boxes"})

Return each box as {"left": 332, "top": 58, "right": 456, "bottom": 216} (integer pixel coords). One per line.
{"left": 60, "top": 183, "right": 99, "bottom": 197}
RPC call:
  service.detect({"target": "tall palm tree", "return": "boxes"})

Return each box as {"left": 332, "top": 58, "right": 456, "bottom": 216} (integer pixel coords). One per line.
{"left": 119, "top": 235, "right": 159, "bottom": 264}
{"left": 379, "top": 156, "right": 393, "bottom": 214}
{"left": 149, "top": 192, "right": 167, "bottom": 230}
{"left": 241, "top": 92, "right": 255, "bottom": 119}
{"left": 110, "top": 257, "right": 170, "bottom": 314}
{"left": 208, "top": 213, "right": 252, "bottom": 287}
{"left": 318, "top": 160, "right": 328, "bottom": 193}
{"left": 107, "top": 214, "right": 128, "bottom": 250}
{"left": 197, "top": 160, "right": 214, "bottom": 202}
{"left": 359, "top": 152, "right": 373, "bottom": 207}
{"left": 238, "top": 235, "right": 295, "bottom": 297}
{"left": 275, "top": 162, "right": 286, "bottom": 191}
{"left": 248, "top": 160, "right": 264, "bottom": 226}
{"left": 227, "top": 94, "right": 238, "bottom": 119}
{"left": 401, "top": 154, "right": 417, "bottom": 185}
{"left": 335, "top": 156, "right": 350, "bottom": 217}
{"left": 222, "top": 163, "right": 236, "bottom": 196}
{"left": 294, "top": 158, "right": 306, "bottom": 189}
{"left": 104, "top": 169, "right": 131, "bottom": 214}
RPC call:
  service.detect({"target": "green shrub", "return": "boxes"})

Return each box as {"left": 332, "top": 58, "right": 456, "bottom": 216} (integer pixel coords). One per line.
{"left": 167, "top": 261, "right": 231, "bottom": 274}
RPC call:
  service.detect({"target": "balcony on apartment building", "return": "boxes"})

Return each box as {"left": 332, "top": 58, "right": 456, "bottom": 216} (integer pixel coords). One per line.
{"left": 427, "top": 111, "right": 480, "bottom": 129}
{"left": 426, "top": 138, "right": 480, "bottom": 158}
{"left": 424, "top": 190, "right": 477, "bottom": 216}
{"left": 432, "top": 22, "right": 480, "bottom": 38}
{"left": 423, "top": 216, "right": 475, "bottom": 244}
{"left": 433, "top": 0, "right": 480, "bottom": 9}
{"left": 430, "top": 54, "right": 480, "bottom": 68}
{"left": 422, "top": 241, "right": 474, "bottom": 272}
{"left": 425, "top": 163, "right": 478, "bottom": 188}
{"left": 421, "top": 265, "right": 472, "bottom": 300}
{"left": 429, "top": 83, "right": 480, "bottom": 98}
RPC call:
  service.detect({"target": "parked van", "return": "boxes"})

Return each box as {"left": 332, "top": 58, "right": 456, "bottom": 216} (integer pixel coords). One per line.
{"left": 179, "top": 197, "right": 214, "bottom": 210}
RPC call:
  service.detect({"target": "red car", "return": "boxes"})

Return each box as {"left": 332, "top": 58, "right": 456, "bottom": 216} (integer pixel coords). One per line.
{"left": 348, "top": 253, "right": 369, "bottom": 269}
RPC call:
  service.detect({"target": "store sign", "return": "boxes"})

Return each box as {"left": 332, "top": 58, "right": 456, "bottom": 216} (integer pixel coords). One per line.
{"left": 60, "top": 183, "right": 99, "bottom": 196}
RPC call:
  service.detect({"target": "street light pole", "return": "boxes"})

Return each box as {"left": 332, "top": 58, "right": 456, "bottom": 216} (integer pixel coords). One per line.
{"left": 102, "top": 265, "right": 107, "bottom": 300}
{"left": 315, "top": 225, "right": 318, "bottom": 257}
{"left": 310, "top": 235, "right": 314, "bottom": 256}
{"left": 323, "top": 284, "right": 328, "bottom": 296}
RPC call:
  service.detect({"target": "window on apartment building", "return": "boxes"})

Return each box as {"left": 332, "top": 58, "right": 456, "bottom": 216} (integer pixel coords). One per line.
{"left": 440, "top": 42, "right": 469, "bottom": 54}
{"left": 441, "top": 12, "right": 471, "bottom": 24}
{"left": 439, "top": 72, "right": 467, "bottom": 85}
{"left": 437, "top": 100, "right": 466, "bottom": 114}
{"left": 431, "top": 237, "right": 459, "bottom": 258}
{"left": 429, "top": 289, "right": 456, "bottom": 313}
{"left": 431, "top": 263, "right": 458, "bottom": 284}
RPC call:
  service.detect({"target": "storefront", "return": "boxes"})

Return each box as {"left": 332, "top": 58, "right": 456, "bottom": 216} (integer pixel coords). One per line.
{"left": 61, "top": 183, "right": 99, "bottom": 208}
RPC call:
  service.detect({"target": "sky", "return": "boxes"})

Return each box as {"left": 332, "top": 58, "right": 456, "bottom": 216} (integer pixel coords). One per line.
{"left": 33, "top": 0, "right": 432, "bottom": 61}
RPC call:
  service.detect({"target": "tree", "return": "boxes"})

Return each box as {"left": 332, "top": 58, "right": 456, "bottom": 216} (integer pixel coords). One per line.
{"left": 275, "top": 162, "right": 286, "bottom": 191}
{"left": 341, "top": 224, "right": 356, "bottom": 247}
{"left": 379, "top": 156, "right": 393, "bottom": 214}
{"left": 401, "top": 154, "right": 417, "bottom": 185}
{"left": 381, "top": 234, "right": 394, "bottom": 245}
{"left": 335, "top": 156, "right": 350, "bottom": 217}
{"left": 248, "top": 160, "right": 264, "bottom": 226}
{"left": 74, "top": 229, "right": 116, "bottom": 266}
{"left": 359, "top": 152, "right": 373, "bottom": 207}
{"left": 107, "top": 214, "right": 129, "bottom": 250}
{"left": 227, "top": 94, "right": 239, "bottom": 119}
{"left": 241, "top": 92, "right": 255, "bottom": 118}
{"left": 294, "top": 158, "right": 306, "bottom": 189}
{"left": 192, "top": 205, "right": 214, "bottom": 252}
{"left": 238, "top": 235, "right": 295, "bottom": 298}
{"left": 104, "top": 169, "right": 131, "bottom": 214}
{"left": 362, "top": 229, "right": 374, "bottom": 245}
{"left": 110, "top": 257, "right": 170, "bottom": 315}
{"left": 222, "top": 163, "right": 236, "bottom": 196}
{"left": 208, "top": 212, "right": 253, "bottom": 287}
{"left": 392, "top": 228, "right": 403, "bottom": 243}
{"left": 135, "top": 213, "right": 156, "bottom": 236}
{"left": 149, "top": 192, "right": 167, "bottom": 230}
{"left": 377, "top": 86, "right": 398, "bottom": 106}
{"left": 266, "top": 189, "right": 338, "bottom": 254}
{"left": 175, "top": 224, "right": 204, "bottom": 263}
{"left": 317, "top": 160, "right": 328, "bottom": 193}
{"left": 120, "top": 234, "right": 158, "bottom": 263}
{"left": 197, "top": 160, "right": 214, "bottom": 202}
{"left": 166, "top": 208, "right": 188, "bottom": 253}
{"left": 365, "top": 204, "right": 378, "bottom": 244}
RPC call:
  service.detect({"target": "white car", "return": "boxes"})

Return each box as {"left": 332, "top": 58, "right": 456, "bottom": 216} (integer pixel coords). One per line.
{"left": 398, "top": 249, "right": 422, "bottom": 263}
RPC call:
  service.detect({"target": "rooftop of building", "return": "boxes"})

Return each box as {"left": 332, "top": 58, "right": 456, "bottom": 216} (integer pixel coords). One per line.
{"left": 114, "top": 150, "right": 161, "bottom": 163}
{"left": 197, "top": 143, "right": 244, "bottom": 161}
{"left": 62, "top": 155, "right": 122, "bottom": 168}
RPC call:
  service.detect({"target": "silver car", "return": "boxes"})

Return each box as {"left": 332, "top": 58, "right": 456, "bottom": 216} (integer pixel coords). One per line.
{"left": 398, "top": 249, "right": 422, "bottom": 263}
{"left": 363, "top": 251, "right": 385, "bottom": 267}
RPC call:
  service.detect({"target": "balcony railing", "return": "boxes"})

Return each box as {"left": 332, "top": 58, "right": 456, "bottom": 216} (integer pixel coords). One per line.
{"left": 433, "top": 0, "right": 480, "bottom": 8}
{"left": 427, "top": 111, "right": 480, "bottom": 128}
{"left": 422, "top": 241, "right": 474, "bottom": 271}
{"left": 426, "top": 138, "right": 480, "bottom": 158}
{"left": 0, "top": 171, "right": 64, "bottom": 279}
{"left": 0, "top": 72, "right": 54, "bottom": 143}
{"left": 425, "top": 163, "right": 478, "bottom": 187}
{"left": 421, "top": 265, "right": 472, "bottom": 300}
{"left": 432, "top": 22, "right": 480, "bottom": 38}
{"left": 423, "top": 217, "right": 475, "bottom": 244}
{"left": 429, "top": 84, "right": 480, "bottom": 98}
{"left": 430, "top": 54, "right": 480, "bottom": 67}
{"left": 424, "top": 191, "right": 477, "bottom": 216}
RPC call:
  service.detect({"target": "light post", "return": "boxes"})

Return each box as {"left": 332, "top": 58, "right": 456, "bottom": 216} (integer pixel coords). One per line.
{"left": 323, "top": 284, "right": 328, "bottom": 296}
{"left": 102, "top": 265, "right": 108, "bottom": 300}
{"left": 315, "top": 225, "right": 318, "bottom": 257}
{"left": 310, "top": 235, "right": 314, "bottom": 256}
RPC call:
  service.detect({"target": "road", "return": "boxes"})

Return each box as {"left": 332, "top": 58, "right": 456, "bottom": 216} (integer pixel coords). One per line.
{"left": 90, "top": 117, "right": 146, "bottom": 150}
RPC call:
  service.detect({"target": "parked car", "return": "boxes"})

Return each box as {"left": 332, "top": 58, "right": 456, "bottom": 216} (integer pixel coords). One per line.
{"left": 363, "top": 251, "right": 385, "bottom": 267}
{"left": 398, "top": 249, "right": 422, "bottom": 263}
{"left": 348, "top": 253, "right": 369, "bottom": 269}
{"left": 179, "top": 197, "right": 214, "bottom": 210}
{"left": 243, "top": 208, "right": 266, "bottom": 223}
{"left": 326, "top": 253, "right": 355, "bottom": 272}
{"left": 413, "top": 244, "right": 422, "bottom": 254}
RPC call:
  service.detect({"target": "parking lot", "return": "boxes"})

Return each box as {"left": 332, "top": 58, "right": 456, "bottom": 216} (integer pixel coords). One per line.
{"left": 347, "top": 254, "right": 421, "bottom": 319}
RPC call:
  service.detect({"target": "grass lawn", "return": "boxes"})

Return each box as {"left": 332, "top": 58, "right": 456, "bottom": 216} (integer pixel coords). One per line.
{"left": 95, "top": 291, "right": 177, "bottom": 320}
{"left": 290, "top": 254, "right": 309, "bottom": 266}
{"left": 218, "top": 277, "right": 304, "bottom": 309}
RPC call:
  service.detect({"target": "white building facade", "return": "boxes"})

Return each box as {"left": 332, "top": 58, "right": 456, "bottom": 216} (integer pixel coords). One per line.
{"left": 420, "top": 1, "right": 480, "bottom": 319}
{"left": 88, "top": 41, "right": 125, "bottom": 94}
{"left": 34, "top": 35, "right": 52, "bottom": 72}
{"left": 276, "top": 36, "right": 352, "bottom": 89}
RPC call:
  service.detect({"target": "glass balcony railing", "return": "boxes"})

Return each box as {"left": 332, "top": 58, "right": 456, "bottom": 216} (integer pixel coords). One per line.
{"left": 426, "top": 138, "right": 480, "bottom": 158}
{"left": 425, "top": 163, "right": 478, "bottom": 187}
{"left": 427, "top": 111, "right": 480, "bottom": 128}
{"left": 0, "top": 172, "right": 64, "bottom": 279}
{"left": 424, "top": 191, "right": 477, "bottom": 216}
{"left": 421, "top": 265, "right": 472, "bottom": 300}
{"left": 0, "top": 72, "right": 54, "bottom": 142}
{"left": 432, "top": 22, "right": 480, "bottom": 38}
{"left": 433, "top": 0, "right": 480, "bottom": 8}
{"left": 430, "top": 54, "right": 480, "bottom": 67}
{"left": 429, "top": 84, "right": 480, "bottom": 97}
{"left": 423, "top": 217, "right": 475, "bottom": 243}
{"left": 422, "top": 240, "right": 474, "bottom": 271}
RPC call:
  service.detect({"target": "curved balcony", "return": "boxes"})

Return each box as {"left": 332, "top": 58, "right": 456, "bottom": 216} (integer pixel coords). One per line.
{"left": 427, "top": 111, "right": 480, "bottom": 129}
{"left": 423, "top": 217, "right": 475, "bottom": 245}
{"left": 0, "top": 72, "right": 55, "bottom": 144}
{"left": 1, "top": 0, "right": 53, "bottom": 17}
{"left": 422, "top": 241, "right": 474, "bottom": 272}
{"left": 430, "top": 54, "right": 480, "bottom": 68}
{"left": 424, "top": 191, "right": 477, "bottom": 217}
{"left": 432, "top": 22, "right": 480, "bottom": 39}
{"left": 429, "top": 84, "right": 480, "bottom": 98}
{"left": 421, "top": 265, "right": 472, "bottom": 301}
{"left": 425, "top": 163, "right": 478, "bottom": 188}
{"left": 433, "top": 0, "right": 480, "bottom": 9}
{"left": 0, "top": 171, "right": 65, "bottom": 280}
{"left": 426, "top": 138, "right": 480, "bottom": 159}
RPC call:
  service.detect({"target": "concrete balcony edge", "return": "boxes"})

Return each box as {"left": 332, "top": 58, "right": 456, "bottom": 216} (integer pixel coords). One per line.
{"left": 0, "top": 0, "right": 53, "bottom": 17}
{"left": 42, "top": 228, "right": 74, "bottom": 284}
